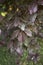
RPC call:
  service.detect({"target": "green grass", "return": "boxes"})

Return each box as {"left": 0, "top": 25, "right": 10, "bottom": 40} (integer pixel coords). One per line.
{"left": 0, "top": 46, "right": 16, "bottom": 65}
{"left": 0, "top": 38, "right": 43, "bottom": 65}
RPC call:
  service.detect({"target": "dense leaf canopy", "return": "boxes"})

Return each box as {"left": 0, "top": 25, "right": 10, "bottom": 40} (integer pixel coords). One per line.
{"left": 0, "top": 0, "right": 43, "bottom": 65}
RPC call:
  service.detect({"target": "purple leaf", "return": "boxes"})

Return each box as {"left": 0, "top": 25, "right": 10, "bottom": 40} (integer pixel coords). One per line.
{"left": 32, "top": 26, "right": 38, "bottom": 34}
{"left": 0, "top": 41, "right": 5, "bottom": 46}
{"left": 0, "top": 0, "right": 5, "bottom": 3}
{"left": 25, "top": 28, "right": 32, "bottom": 37}
{"left": 22, "top": 32, "right": 27, "bottom": 42}
{"left": 11, "top": 30, "right": 19, "bottom": 40}
{"left": 38, "top": 0, "right": 43, "bottom": 5}
{"left": 0, "top": 15, "right": 4, "bottom": 22}
{"left": 31, "top": 53, "right": 39, "bottom": 63}
{"left": 18, "top": 23, "right": 25, "bottom": 31}
{"left": 39, "top": 32, "right": 43, "bottom": 38}
{"left": 30, "top": 13, "right": 37, "bottom": 23}
{"left": 17, "top": 32, "right": 23, "bottom": 43}
{"left": 13, "top": 17, "right": 20, "bottom": 27}
{"left": 0, "top": 29, "right": 2, "bottom": 35}
{"left": 7, "top": 41, "right": 13, "bottom": 49}
{"left": 15, "top": 47, "right": 23, "bottom": 56}
{"left": 28, "top": 3, "right": 38, "bottom": 14}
